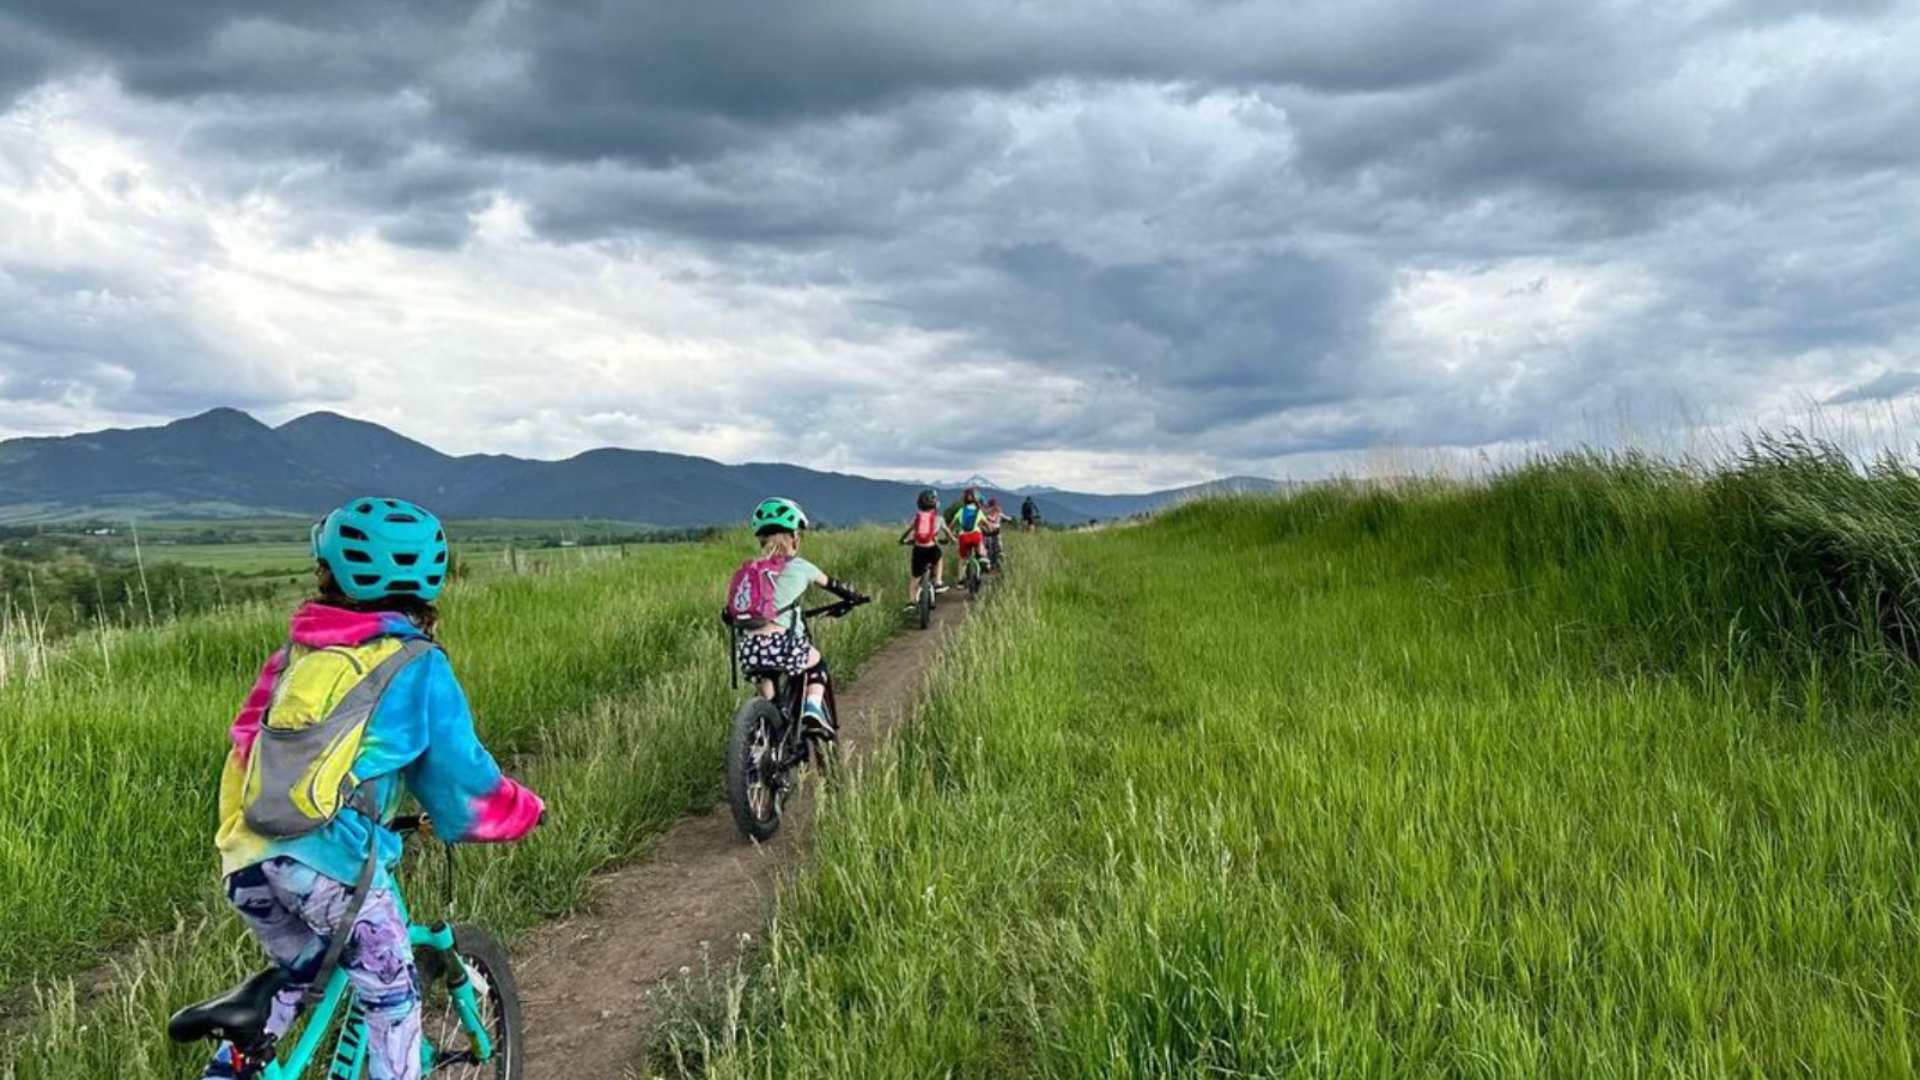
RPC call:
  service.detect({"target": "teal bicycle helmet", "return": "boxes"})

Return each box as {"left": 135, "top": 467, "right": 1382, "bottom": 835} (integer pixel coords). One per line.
{"left": 752, "top": 497, "right": 809, "bottom": 536}
{"left": 312, "top": 497, "right": 450, "bottom": 602}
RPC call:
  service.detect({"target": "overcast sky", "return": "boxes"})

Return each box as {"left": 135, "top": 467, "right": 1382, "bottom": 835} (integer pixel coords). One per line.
{"left": 1, "top": 0, "right": 1916, "bottom": 491}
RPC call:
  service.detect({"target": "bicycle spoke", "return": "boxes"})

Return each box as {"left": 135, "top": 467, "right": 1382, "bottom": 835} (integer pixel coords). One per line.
{"left": 745, "top": 721, "right": 778, "bottom": 822}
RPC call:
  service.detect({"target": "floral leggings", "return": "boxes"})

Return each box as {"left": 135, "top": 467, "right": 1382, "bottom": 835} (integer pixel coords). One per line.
{"left": 203, "top": 856, "right": 421, "bottom": 1080}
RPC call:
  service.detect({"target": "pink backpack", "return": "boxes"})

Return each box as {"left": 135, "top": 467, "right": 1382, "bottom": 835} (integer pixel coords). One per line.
{"left": 721, "top": 554, "right": 791, "bottom": 627}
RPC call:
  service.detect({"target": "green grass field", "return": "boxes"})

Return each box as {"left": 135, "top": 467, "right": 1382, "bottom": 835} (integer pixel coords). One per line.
{"left": 119, "top": 538, "right": 649, "bottom": 579}
{"left": 664, "top": 445, "right": 1920, "bottom": 1078}
{"left": 0, "top": 528, "right": 900, "bottom": 1078}
{"left": 8, "top": 441, "right": 1920, "bottom": 1078}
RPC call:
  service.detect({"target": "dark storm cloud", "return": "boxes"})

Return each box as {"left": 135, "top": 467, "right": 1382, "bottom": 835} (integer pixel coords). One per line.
{"left": 421, "top": 0, "right": 1545, "bottom": 165}
{"left": 6, "top": 1, "right": 1544, "bottom": 161}
{"left": 897, "top": 241, "right": 1384, "bottom": 437}
{"left": 1828, "top": 370, "right": 1920, "bottom": 405}
{"left": 4, "top": 0, "right": 1919, "bottom": 474}
{"left": 0, "top": 0, "right": 473, "bottom": 100}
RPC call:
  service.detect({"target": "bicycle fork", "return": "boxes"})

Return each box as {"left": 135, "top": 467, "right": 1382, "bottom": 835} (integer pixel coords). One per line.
{"left": 412, "top": 922, "right": 496, "bottom": 1070}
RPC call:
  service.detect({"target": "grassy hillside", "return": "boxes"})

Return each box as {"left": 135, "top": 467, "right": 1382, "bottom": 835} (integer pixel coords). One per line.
{"left": 667, "top": 441, "right": 1920, "bottom": 1078}
{"left": 0, "top": 528, "right": 901, "bottom": 1078}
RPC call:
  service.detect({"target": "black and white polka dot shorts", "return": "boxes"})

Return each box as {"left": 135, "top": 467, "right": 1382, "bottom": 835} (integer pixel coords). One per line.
{"left": 736, "top": 629, "right": 814, "bottom": 676}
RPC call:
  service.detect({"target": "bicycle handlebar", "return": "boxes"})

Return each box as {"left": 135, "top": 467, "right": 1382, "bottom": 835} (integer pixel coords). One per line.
{"left": 804, "top": 595, "right": 871, "bottom": 620}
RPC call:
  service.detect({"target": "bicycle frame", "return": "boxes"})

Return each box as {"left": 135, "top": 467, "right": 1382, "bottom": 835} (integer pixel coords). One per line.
{"left": 247, "top": 882, "right": 493, "bottom": 1079}
{"left": 963, "top": 546, "right": 987, "bottom": 585}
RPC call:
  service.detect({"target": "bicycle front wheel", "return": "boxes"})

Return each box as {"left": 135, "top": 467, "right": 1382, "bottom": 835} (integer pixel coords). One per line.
{"left": 727, "top": 697, "right": 787, "bottom": 841}
{"left": 420, "top": 923, "right": 522, "bottom": 1078}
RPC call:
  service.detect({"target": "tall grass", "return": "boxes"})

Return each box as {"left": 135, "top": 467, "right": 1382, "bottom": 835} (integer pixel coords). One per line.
{"left": 669, "top": 443, "right": 1920, "bottom": 1078}
{"left": 0, "top": 528, "right": 902, "bottom": 1079}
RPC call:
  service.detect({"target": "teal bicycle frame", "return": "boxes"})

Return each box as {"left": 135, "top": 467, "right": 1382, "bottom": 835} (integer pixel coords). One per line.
{"left": 962, "top": 545, "right": 987, "bottom": 594}
{"left": 248, "top": 886, "right": 493, "bottom": 1079}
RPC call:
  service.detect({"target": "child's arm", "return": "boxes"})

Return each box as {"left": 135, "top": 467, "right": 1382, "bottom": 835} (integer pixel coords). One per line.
{"left": 399, "top": 652, "right": 544, "bottom": 843}
{"left": 899, "top": 518, "right": 917, "bottom": 544}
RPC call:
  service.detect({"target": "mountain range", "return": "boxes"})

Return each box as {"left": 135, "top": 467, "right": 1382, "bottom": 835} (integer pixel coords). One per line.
{"left": 0, "top": 408, "right": 1291, "bottom": 527}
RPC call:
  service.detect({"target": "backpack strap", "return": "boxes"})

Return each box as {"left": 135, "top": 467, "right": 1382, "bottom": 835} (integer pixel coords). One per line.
{"left": 303, "top": 818, "right": 380, "bottom": 1005}
{"left": 300, "top": 637, "right": 438, "bottom": 1005}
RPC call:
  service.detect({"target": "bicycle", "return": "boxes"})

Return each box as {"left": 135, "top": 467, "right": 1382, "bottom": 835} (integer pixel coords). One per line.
{"left": 727, "top": 596, "right": 870, "bottom": 841}
{"left": 984, "top": 531, "right": 1007, "bottom": 576}
{"left": 166, "top": 816, "right": 520, "bottom": 1079}
{"left": 902, "top": 539, "right": 942, "bottom": 630}
{"left": 960, "top": 540, "right": 988, "bottom": 598}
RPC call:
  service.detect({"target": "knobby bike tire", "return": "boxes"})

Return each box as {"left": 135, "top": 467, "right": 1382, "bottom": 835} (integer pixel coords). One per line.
{"left": 727, "top": 697, "right": 787, "bottom": 841}
{"left": 420, "top": 923, "right": 523, "bottom": 1079}
{"left": 918, "top": 583, "right": 932, "bottom": 630}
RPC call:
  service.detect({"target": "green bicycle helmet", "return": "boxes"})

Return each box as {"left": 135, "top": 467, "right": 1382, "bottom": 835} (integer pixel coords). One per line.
{"left": 312, "top": 496, "right": 450, "bottom": 602}
{"left": 752, "top": 497, "right": 809, "bottom": 536}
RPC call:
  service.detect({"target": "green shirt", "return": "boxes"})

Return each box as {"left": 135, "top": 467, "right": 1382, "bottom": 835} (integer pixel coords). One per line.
{"left": 774, "top": 556, "right": 821, "bottom": 635}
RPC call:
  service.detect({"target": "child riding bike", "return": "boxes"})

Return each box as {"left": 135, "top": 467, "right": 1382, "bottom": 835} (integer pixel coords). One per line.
{"left": 982, "top": 496, "right": 1010, "bottom": 570}
{"left": 730, "top": 497, "right": 867, "bottom": 740}
{"left": 950, "top": 487, "right": 989, "bottom": 574}
{"left": 205, "top": 498, "right": 543, "bottom": 1080}
{"left": 899, "top": 488, "right": 956, "bottom": 610}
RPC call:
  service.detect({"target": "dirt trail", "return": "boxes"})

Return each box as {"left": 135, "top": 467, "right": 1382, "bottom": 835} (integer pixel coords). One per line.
{"left": 515, "top": 593, "right": 969, "bottom": 1077}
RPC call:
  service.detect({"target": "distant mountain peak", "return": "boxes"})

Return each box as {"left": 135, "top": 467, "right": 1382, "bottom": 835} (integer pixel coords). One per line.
{"left": 278, "top": 409, "right": 352, "bottom": 427}
{"left": 173, "top": 406, "right": 269, "bottom": 431}
{"left": 929, "top": 473, "right": 1000, "bottom": 491}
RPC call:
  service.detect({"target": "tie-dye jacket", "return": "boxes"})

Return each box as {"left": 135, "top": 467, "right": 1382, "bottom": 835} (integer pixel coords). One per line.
{"left": 216, "top": 602, "right": 544, "bottom": 886}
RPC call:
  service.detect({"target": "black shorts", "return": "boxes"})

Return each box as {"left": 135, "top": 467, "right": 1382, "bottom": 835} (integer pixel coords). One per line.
{"left": 910, "top": 544, "right": 943, "bottom": 576}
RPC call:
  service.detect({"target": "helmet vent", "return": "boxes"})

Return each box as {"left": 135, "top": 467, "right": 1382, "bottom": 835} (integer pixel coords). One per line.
{"left": 388, "top": 580, "right": 421, "bottom": 592}
{"left": 426, "top": 575, "right": 444, "bottom": 586}
{"left": 351, "top": 573, "right": 382, "bottom": 587}
{"left": 392, "top": 552, "right": 419, "bottom": 566}
{"left": 341, "top": 549, "right": 373, "bottom": 564}
{"left": 339, "top": 525, "right": 369, "bottom": 542}
{"left": 434, "top": 551, "right": 448, "bottom": 564}
{"left": 356, "top": 502, "right": 374, "bottom": 514}
{"left": 387, "top": 513, "right": 419, "bottom": 524}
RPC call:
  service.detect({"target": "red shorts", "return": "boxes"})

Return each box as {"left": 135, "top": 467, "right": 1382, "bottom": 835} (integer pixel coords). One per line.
{"left": 957, "top": 531, "right": 985, "bottom": 559}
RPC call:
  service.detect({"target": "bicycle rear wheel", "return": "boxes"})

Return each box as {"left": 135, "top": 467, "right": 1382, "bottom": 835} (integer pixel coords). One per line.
{"left": 727, "top": 698, "right": 787, "bottom": 841}
{"left": 418, "top": 924, "right": 522, "bottom": 1078}
{"left": 918, "top": 581, "right": 932, "bottom": 629}
{"left": 966, "top": 559, "right": 981, "bottom": 597}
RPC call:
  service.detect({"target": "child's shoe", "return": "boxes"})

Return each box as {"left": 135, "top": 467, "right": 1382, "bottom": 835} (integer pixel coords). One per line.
{"left": 802, "top": 700, "right": 837, "bottom": 741}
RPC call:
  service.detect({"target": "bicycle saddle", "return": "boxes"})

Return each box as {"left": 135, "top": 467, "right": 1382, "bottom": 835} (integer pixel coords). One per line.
{"left": 168, "top": 968, "right": 292, "bottom": 1045}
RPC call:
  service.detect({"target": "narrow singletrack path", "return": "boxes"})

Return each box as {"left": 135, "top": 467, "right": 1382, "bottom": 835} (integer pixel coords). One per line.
{"left": 515, "top": 591, "right": 972, "bottom": 1077}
